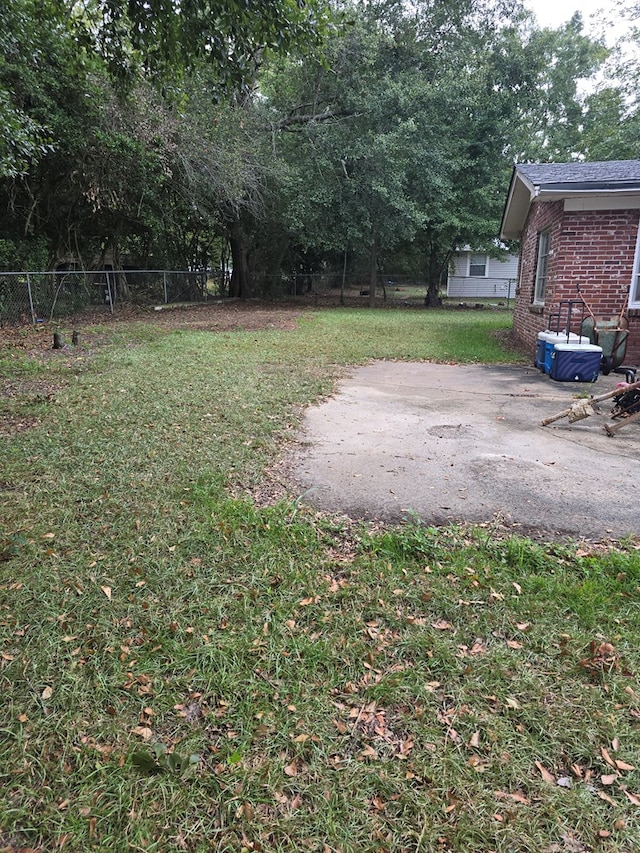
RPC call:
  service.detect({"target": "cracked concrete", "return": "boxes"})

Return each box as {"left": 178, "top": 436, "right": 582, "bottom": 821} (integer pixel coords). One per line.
{"left": 292, "top": 362, "right": 640, "bottom": 542}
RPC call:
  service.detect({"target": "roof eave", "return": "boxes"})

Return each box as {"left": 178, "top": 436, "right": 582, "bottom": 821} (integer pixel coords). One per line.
{"left": 500, "top": 172, "right": 535, "bottom": 241}
{"left": 537, "top": 186, "right": 640, "bottom": 201}
{"left": 500, "top": 177, "right": 640, "bottom": 241}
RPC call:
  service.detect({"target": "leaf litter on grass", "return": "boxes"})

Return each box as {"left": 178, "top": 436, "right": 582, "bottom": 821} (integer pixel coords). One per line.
{"left": 1, "top": 307, "right": 640, "bottom": 851}
{"left": 3, "top": 518, "right": 640, "bottom": 850}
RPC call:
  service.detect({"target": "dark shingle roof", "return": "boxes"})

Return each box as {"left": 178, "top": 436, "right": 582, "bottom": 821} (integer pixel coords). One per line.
{"left": 500, "top": 159, "right": 640, "bottom": 239}
{"left": 517, "top": 160, "right": 640, "bottom": 189}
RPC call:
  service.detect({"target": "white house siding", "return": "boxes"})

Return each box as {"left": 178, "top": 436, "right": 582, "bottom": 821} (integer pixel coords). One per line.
{"left": 447, "top": 251, "right": 519, "bottom": 299}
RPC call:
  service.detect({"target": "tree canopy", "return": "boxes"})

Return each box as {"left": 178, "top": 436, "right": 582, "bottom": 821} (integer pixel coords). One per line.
{"left": 95, "top": 0, "right": 338, "bottom": 89}
{"left": 255, "top": 0, "right": 610, "bottom": 302}
{"left": 1, "top": 0, "right": 639, "bottom": 295}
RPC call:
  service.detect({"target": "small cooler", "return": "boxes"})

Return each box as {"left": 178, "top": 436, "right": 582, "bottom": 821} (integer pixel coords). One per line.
{"left": 549, "top": 343, "right": 602, "bottom": 382}
{"left": 542, "top": 333, "right": 590, "bottom": 374}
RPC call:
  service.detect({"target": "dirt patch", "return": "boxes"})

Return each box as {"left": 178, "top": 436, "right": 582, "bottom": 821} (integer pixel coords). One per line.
{"left": 0, "top": 412, "right": 40, "bottom": 438}
{"left": 0, "top": 301, "right": 311, "bottom": 439}
{"left": 1, "top": 378, "right": 59, "bottom": 400}
{"left": 146, "top": 301, "right": 304, "bottom": 332}
{"left": 1, "top": 300, "right": 307, "bottom": 350}
{"left": 492, "top": 327, "right": 533, "bottom": 361}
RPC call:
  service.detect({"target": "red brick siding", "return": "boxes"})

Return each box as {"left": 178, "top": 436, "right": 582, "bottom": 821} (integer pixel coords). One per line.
{"left": 513, "top": 203, "right": 640, "bottom": 365}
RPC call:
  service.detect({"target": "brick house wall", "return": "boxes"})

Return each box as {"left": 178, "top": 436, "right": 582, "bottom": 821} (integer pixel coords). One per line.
{"left": 513, "top": 201, "right": 640, "bottom": 365}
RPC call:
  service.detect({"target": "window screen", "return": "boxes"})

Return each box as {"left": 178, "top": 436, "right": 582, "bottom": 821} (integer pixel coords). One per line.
{"left": 534, "top": 231, "right": 550, "bottom": 304}
{"left": 469, "top": 254, "right": 487, "bottom": 277}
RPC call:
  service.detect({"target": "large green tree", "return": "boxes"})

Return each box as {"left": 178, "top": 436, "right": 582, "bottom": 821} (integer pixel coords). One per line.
{"left": 0, "top": 0, "right": 338, "bottom": 271}
{"left": 257, "top": 0, "right": 608, "bottom": 305}
{"left": 0, "top": 0, "right": 90, "bottom": 180}
{"left": 494, "top": 13, "right": 608, "bottom": 161}
{"left": 576, "top": 2, "right": 640, "bottom": 160}
{"left": 0, "top": 0, "right": 625, "bottom": 292}
{"left": 95, "top": 0, "right": 337, "bottom": 89}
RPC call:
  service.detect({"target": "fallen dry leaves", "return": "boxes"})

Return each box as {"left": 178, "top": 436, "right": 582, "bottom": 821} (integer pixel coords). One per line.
{"left": 495, "top": 790, "right": 530, "bottom": 806}
{"left": 331, "top": 699, "right": 416, "bottom": 762}
{"left": 578, "top": 640, "right": 619, "bottom": 675}
{"left": 535, "top": 761, "right": 556, "bottom": 785}
{"left": 530, "top": 739, "right": 640, "bottom": 813}
{"left": 132, "top": 726, "right": 153, "bottom": 740}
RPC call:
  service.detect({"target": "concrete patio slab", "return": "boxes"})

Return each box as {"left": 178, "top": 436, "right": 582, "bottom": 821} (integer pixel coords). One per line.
{"left": 292, "top": 362, "right": 640, "bottom": 542}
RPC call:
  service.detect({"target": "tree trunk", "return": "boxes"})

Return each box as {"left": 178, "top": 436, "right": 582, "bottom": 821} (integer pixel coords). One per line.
{"left": 229, "top": 221, "right": 250, "bottom": 299}
{"left": 424, "top": 245, "right": 445, "bottom": 307}
{"left": 100, "top": 240, "right": 130, "bottom": 300}
{"left": 368, "top": 240, "right": 377, "bottom": 308}
{"left": 261, "top": 237, "right": 290, "bottom": 297}
{"left": 269, "top": 237, "right": 290, "bottom": 279}
{"left": 425, "top": 279, "right": 442, "bottom": 307}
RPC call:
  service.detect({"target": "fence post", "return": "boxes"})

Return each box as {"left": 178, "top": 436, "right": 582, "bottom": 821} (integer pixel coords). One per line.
{"left": 506, "top": 278, "right": 513, "bottom": 309}
{"left": 341, "top": 248, "right": 347, "bottom": 306}
{"left": 26, "top": 272, "right": 36, "bottom": 325}
{"left": 163, "top": 271, "right": 168, "bottom": 304}
{"left": 105, "top": 271, "right": 114, "bottom": 314}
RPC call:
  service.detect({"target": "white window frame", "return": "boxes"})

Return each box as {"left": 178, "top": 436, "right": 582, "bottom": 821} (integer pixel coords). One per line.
{"left": 468, "top": 253, "right": 488, "bottom": 277}
{"left": 533, "top": 230, "right": 551, "bottom": 305}
{"left": 630, "top": 224, "right": 640, "bottom": 308}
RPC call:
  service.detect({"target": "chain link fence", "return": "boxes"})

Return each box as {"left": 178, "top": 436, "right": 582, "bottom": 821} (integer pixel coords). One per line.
{"left": 0, "top": 269, "right": 227, "bottom": 325}
{"left": 0, "top": 269, "right": 429, "bottom": 324}
{"left": 256, "top": 272, "right": 514, "bottom": 306}
{"left": 1, "top": 268, "right": 509, "bottom": 325}
{"left": 253, "top": 272, "right": 432, "bottom": 303}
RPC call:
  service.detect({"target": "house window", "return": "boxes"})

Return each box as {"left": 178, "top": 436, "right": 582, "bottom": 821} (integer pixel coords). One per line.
{"left": 533, "top": 230, "right": 551, "bottom": 304}
{"left": 630, "top": 226, "right": 640, "bottom": 308}
{"left": 468, "top": 253, "right": 487, "bottom": 277}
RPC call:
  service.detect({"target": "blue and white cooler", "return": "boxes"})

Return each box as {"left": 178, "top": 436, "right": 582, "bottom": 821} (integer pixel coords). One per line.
{"left": 535, "top": 331, "right": 552, "bottom": 370}
{"left": 549, "top": 343, "right": 603, "bottom": 382}
{"left": 543, "top": 332, "right": 590, "bottom": 374}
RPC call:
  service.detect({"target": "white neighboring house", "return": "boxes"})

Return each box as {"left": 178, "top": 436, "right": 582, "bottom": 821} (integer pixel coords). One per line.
{"left": 447, "top": 248, "right": 518, "bottom": 300}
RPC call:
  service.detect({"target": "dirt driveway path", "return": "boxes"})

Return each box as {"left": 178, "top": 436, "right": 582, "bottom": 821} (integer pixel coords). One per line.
{"left": 292, "top": 362, "right": 640, "bottom": 542}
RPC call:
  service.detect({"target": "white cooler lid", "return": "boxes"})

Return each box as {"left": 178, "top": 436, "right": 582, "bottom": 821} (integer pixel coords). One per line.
{"left": 545, "top": 332, "right": 589, "bottom": 344}
{"left": 553, "top": 343, "right": 602, "bottom": 353}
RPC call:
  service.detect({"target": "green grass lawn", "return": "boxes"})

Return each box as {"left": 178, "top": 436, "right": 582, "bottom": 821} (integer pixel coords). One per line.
{"left": 1, "top": 305, "right": 639, "bottom": 852}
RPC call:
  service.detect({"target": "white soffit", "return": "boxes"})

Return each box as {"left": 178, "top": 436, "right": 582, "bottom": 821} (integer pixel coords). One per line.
{"left": 563, "top": 196, "right": 640, "bottom": 211}
{"left": 500, "top": 177, "right": 534, "bottom": 240}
